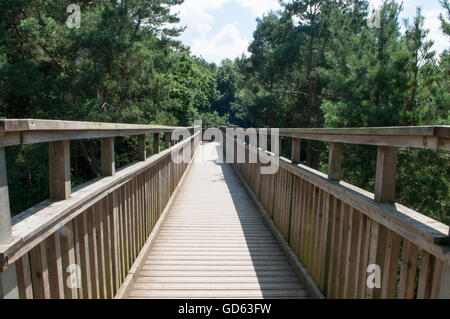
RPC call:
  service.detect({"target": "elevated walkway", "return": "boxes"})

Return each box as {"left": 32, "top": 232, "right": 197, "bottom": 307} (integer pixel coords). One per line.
{"left": 124, "top": 142, "right": 309, "bottom": 299}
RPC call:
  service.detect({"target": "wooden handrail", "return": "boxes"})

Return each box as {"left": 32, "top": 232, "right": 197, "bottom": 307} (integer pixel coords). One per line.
{"left": 220, "top": 126, "right": 450, "bottom": 151}
{"left": 222, "top": 125, "right": 450, "bottom": 299}
{"left": 0, "top": 119, "right": 199, "bottom": 148}
{"left": 0, "top": 119, "right": 201, "bottom": 299}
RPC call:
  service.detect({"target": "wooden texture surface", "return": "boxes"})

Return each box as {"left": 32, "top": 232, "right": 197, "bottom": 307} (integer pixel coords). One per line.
{"left": 126, "top": 142, "right": 309, "bottom": 299}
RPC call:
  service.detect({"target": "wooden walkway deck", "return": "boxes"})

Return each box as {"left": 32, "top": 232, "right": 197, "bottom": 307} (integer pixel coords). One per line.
{"left": 125, "top": 142, "right": 309, "bottom": 299}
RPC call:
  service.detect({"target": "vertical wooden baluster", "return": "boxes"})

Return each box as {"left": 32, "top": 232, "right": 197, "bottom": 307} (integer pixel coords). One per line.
{"left": 95, "top": 200, "right": 107, "bottom": 299}
{"left": 60, "top": 221, "right": 78, "bottom": 299}
{"left": 102, "top": 195, "right": 113, "bottom": 298}
{"left": 0, "top": 147, "right": 19, "bottom": 299}
{"left": 46, "top": 232, "right": 65, "bottom": 299}
{"left": 16, "top": 254, "right": 33, "bottom": 299}
{"left": 437, "top": 264, "right": 450, "bottom": 299}
{"left": 101, "top": 137, "right": 115, "bottom": 177}
{"left": 328, "top": 142, "right": 343, "bottom": 181}
{"left": 380, "top": 230, "right": 401, "bottom": 299}
{"left": 29, "top": 242, "right": 51, "bottom": 299}
{"left": 72, "top": 217, "right": 84, "bottom": 298}
{"left": 75, "top": 214, "right": 92, "bottom": 299}
{"left": 87, "top": 207, "right": 99, "bottom": 299}
{"left": 375, "top": 146, "right": 398, "bottom": 203}
{"left": 398, "top": 239, "right": 419, "bottom": 299}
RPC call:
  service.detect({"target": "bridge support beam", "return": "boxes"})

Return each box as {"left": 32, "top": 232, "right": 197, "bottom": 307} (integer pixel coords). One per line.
{"left": 291, "top": 138, "right": 301, "bottom": 164}
{"left": 375, "top": 146, "right": 398, "bottom": 203}
{"left": 101, "top": 137, "right": 115, "bottom": 176}
{"left": 138, "top": 135, "right": 146, "bottom": 161}
{"left": 49, "top": 141, "right": 71, "bottom": 200}
{"left": 0, "top": 147, "right": 19, "bottom": 299}
{"left": 328, "top": 142, "right": 343, "bottom": 181}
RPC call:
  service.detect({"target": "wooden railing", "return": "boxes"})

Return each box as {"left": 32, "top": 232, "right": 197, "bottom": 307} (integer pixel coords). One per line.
{"left": 0, "top": 120, "right": 200, "bottom": 299}
{"left": 222, "top": 126, "right": 450, "bottom": 299}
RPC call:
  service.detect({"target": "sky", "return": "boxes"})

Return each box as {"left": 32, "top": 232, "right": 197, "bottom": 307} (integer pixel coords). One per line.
{"left": 170, "top": 0, "right": 449, "bottom": 64}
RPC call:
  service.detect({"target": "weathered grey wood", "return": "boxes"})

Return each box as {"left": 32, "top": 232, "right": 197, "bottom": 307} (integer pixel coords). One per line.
{"left": 124, "top": 142, "right": 310, "bottom": 299}
{"left": 328, "top": 142, "right": 343, "bottom": 181}
{"left": 137, "top": 135, "right": 146, "bottom": 161}
{"left": 165, "top": 132, "right": 171, "bottom": 149}
{"left": 0, "top": 119, "right": 180, "bottom": 133}
{"left": 101, "top": 137, "right": 115, "bottom": 177}
{"left": 240, "top": 140, "right": 450, "bottom": 255}
{"left": 0, "top": 134, "right": 199, "bottom": 269}
{"left": 153, "top": 133, "right": 160, "bottom": 155}
{"left": 375, "top": 146, "right": 398, "bottom": 203}
{"left": 0, "top": 147, "right": 18, "bottom": 299}
{"left": 0, "top": 263, "right": 19, "bottom": 299}
{"left": 49, "top": 141, "right": 71, "bottom": 200}
{"left": 438, "top": 264, "right": 450, "bottom": 299}
{"left": 0, "top": 147, "right": 11, "bottom": 242}
{"left": 291, "top": 138, "right": 301, "bottom": 164}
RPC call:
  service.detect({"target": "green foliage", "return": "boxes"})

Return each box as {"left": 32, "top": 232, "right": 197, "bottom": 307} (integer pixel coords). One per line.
{"left": 0, "top": 0, "right": 225, "bottom": 214}
{"left": 226, "top": 0, "right": 449, "bottom": 225}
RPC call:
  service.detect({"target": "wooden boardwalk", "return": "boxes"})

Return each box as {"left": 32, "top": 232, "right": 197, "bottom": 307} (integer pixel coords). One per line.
{"left": 126, "top": 142, "right": 309, "bottom": 299}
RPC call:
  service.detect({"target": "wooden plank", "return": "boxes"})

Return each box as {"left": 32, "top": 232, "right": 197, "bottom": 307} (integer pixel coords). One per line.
{"left": 417, "top": 251, "right": 434, "bottom": 299}
{"left": 380, "top": 229, "right": 401, "bottom": 299}
{"left": 101, "top": 137, "right": 115, "bottom": 177}
{"left": 95, "top": 201, "right": 107, "bottom": 299}
{"left": 49, "top": 140, "right": 71, "bottom": 200}
{"left": 0, "top": 119, "right": 180, "bottom": 133}
{"left": 398, "top": 239, "right": 419, "bottom": 299}
{"left": 75, "top": 214, "right": 92, "bottom": 299}
{"left": 124, "top": 142, "right": 312, "bottom": 299}
{"left": 375, "top": 146, "right": 398, "bottom": 203}
{"left": 45, "top": 233, "right": 65, "bottom": 298}
{"left": 87, "top": 208, "right": 99, "bottom": 299}
{"left": 343, "top": 208, "right": 360, "bottom": 298}
{"left": 59, "top": 221, "right": 78, "bottom": 299}
{"left": 16, "top": 254, "right": 33, "bottom": 299}
{"left": 29, "top": 242, "right": 50, "bottom": 299}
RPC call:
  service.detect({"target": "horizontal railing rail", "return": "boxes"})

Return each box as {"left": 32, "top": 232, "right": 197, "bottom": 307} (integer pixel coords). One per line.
{"left": 0, "top": 119, "right": 200, "bottom": 299}
{"left": 221, "top": 125, "right": 450, "bottom": 299}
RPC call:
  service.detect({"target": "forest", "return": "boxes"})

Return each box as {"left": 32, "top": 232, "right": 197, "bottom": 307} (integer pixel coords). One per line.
{"left": 0, "top": 0, "right": 448, "bottom": 225}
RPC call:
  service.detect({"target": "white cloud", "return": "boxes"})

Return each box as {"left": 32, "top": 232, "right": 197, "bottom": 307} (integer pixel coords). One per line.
{"left": 191, "top": 23, "right": 249, "bottom": 62}
{"left": 238, "top": 0, "right": 281, "bottom": 16}
{"left": 172, "top": 0, "right": 448, "bottom": 63}
{"left": 423, "top": 9, "right": 449, "bottom": 55}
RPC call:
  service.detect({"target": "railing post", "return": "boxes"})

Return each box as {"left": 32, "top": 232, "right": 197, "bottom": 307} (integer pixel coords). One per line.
{"left": 49, "top": 141, "right": 71, "bottom": 200}
{"left": 165, "top": 132, "right": 171, "bottom": 149}
{"left": 328, "top": 142, "right": 343, "bottom": 181}
{"left": 0, "top": 147, "right": 19, "bottom": 299}
{"left": 375, "top": 146, "right": 398, "bottom": 203}
{"left": 0, "top": 148, "right": 11, "bottom": 242}
{"left": 138, "top": 135, "right": 146, "bottom": 161}
{"left": 291, "top": 138, "right": 301, "bottom": 164}
{"left": 101, "top": 137, "right": 115, "bottom": 176}
{"left": 153, "top": 133, "right": 160, "bottom": 154}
